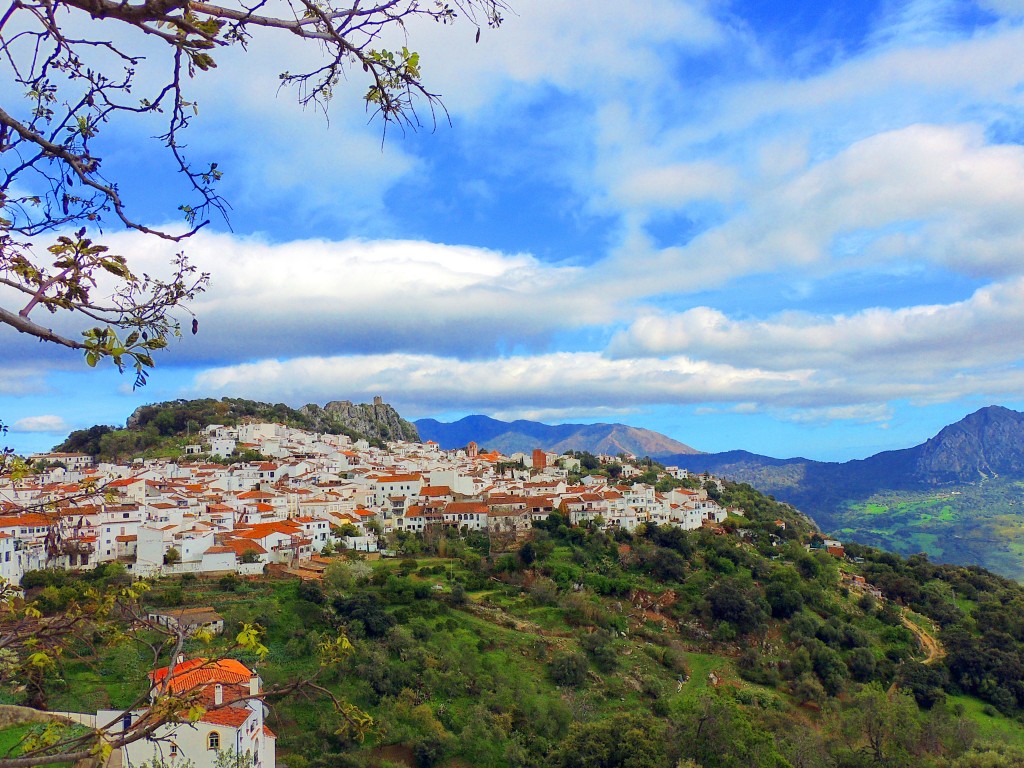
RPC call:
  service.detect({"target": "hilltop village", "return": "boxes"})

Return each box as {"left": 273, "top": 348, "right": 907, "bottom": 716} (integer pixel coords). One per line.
{"left": 0, "top": 421, "right": 743, "bottom": 584}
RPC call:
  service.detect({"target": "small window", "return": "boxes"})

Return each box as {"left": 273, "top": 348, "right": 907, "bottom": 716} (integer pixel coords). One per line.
{"left": 208, "top": 731, "right": 220, "bottom": 750}
{"left": 170, "top": 744, "right": 178, "bottom": 757}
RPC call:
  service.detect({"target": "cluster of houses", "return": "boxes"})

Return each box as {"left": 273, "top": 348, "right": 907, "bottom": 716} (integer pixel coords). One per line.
{"left": 0, "top": 422, "right": 736, "bottom": 584}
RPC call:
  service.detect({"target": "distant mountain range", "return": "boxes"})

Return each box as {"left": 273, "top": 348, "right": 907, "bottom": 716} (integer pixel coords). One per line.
{"left": 658, "top": 406, "right": 1024, "bottom": 517}
{"left": 414, "top": 415, "right": 698, "bottom": 458}
{"left": 657, "top": 405, "right": 1024, "bottom": 579}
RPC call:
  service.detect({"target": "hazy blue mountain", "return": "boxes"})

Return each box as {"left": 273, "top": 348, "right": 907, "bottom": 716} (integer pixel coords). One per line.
{"left": 659, "top": 406, "right": 1024, "bottom": 578}
{"left": 415, "top": 415, "right": 698, "bottom": 457}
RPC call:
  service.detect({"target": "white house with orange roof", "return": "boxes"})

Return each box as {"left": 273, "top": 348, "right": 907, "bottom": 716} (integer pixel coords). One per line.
{"left": 230, "top": 520, "right": 313, "bottom": 563}
{"left": 371, "top": 473, "right": 423, "bottom": 508}
{"left": 103, "top": 656, "right": 275, "bottom": 768}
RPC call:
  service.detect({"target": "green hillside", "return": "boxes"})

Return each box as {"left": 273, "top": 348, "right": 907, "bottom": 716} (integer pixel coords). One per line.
{"left": 15, "top": 480, "right": 1024, "bottom": 768}
{"left": 50, "top": 397, "right": 417, "bottom": 462}
{"left": 829, "top": 478, "right": 1024, "bottom": 581}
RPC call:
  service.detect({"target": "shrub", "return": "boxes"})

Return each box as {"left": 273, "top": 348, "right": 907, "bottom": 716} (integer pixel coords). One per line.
{"left": 219, "top": 574, "right": 240, "bottom": 592}
{"left": 548, "top": 652, "right": 588, "bottom": 687}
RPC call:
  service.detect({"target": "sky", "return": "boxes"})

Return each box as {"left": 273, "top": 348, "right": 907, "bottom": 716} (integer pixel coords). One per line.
{"left": 5, "top": 0, "right": 1024, "bottom": 461}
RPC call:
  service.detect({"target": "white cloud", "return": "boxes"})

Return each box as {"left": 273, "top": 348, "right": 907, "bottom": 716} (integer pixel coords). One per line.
{"left": 400, "top": 0, "right": 726, "bottom": 114}
{"left": 11, "top": 415, "right": 70, "bottom": 433}
{"left": 192, "top": 351, "right": 804, "bottom": 411}
{"left": 602, "top": 124, "right": 1024, "bottom": 298}
{"left": 610, "top": 277, "right": 1024, "bottom": 372}
{"left": 777, "top": 404, "right": 894, "bottom": 426}
{"left": 190, "top": 346, "right": 1024, "bottom": 418}
{"left": 489, "top": 405, "right": 640, "bottom": 423}
{"left": 608, "top": 161, "right": 740, "bottom": 212}
{"left": 41, "top": 230, "right": 601, "bottom": 364}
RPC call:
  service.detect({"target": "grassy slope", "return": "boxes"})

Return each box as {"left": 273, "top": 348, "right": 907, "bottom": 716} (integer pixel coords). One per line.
{"left": 831, "top": 478, "right": 1024, "bottom": 580}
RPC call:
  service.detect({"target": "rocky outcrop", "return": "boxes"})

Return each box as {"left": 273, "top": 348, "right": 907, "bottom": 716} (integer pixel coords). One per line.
{"left": 116, "top": 396, "right": 418, "bottom": 448}
{"left": 913, "top": 405, "right": 1024, "bottom": 483}
{"left": 300, "top": 398, "right": 419, "bottom": 444}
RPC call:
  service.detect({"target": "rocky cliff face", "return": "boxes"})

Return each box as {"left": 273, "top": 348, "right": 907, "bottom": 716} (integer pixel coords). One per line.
{"left": 913, "top": 405, "right": 1024, "bottom": 483}
{"left": 300, "top": 399, "right": 419, "bottom": 444}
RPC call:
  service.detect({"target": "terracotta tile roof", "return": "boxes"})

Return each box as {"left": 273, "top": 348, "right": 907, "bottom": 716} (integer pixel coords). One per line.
{"left": 0, "top": 513, "right": 53, "bottom": 528}
{"left": 220, "top": 538, "right": 267, "bottom": 556}
{"left": 200, "top": 706, "right": 251, "bottom": 727}
{"left": 419, "top": 486, "right": 452, "bottom": 497}
{"left": 150, "top": 657, "right": 253, "bottom": 693}
{"left": 237, "top": 490, "right": 274, "bottom": 500}
{"left": 376, "top": 474, "right": 421, "bottom": 483}
{"left": 444, "top": 501, "right": 488, "bottom": 515}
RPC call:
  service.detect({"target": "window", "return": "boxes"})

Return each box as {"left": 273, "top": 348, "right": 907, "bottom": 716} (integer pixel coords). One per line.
{"left": 207, "top": 731, "right": 220, "bottom": 750}
{"left": 169, "top": 744, "right": 178, "bottom": 757}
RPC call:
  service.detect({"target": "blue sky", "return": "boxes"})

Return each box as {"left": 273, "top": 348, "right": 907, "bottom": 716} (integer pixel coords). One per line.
{"left": 5, "top": 0, "right": 1024, "bottom": 461}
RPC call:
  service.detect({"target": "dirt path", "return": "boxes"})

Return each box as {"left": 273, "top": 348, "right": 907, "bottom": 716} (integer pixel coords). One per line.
{"left": 901, "top": 609, "right": 945, "bottom": 665}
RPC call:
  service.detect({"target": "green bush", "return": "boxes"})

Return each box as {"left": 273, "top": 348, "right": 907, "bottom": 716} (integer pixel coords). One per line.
{"left": 548, "top": 652, "right": 588, "bottom": 687}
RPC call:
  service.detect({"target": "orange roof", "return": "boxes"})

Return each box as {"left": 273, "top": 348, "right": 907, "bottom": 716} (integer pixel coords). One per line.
{"left": 201, "top": 707, "right": 251, "bottom": 727}
{"left": 445, "top": 501, "right": 487, "bottom": 514}
{"left": 376, "top": 474, "right": 421, "bottom": 483}
{"left": 150, "top": 657, "right": 253, "bottom": 692}
{"left": 237, "top": 490, "right": 274, "bottom": 500}
{"left": 219, "top": 538, "right": 268, "bottom": 556}
{"left": 0, "top": 513, "right": 53, "bottom": 528}
{"left": 419, "top": 486, "right": 452, "bottom": 497}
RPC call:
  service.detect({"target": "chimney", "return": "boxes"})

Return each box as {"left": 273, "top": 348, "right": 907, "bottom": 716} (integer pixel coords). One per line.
{"left": 214, "top": 683, "right": 223, "bottom": 706}
{"left": 249, "top": 675, "right": 260, "bottom": 697}
{"left": 177, "top": 654, "right": 185, "bottom": 664}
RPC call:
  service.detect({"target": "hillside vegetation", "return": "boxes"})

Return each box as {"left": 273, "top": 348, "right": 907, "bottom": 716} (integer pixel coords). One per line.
{"left": 20, "top": 480, "right": 1024, "bottom": 768}
{"left": 52, "top": 397, "right": 417, "bottom": 461}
